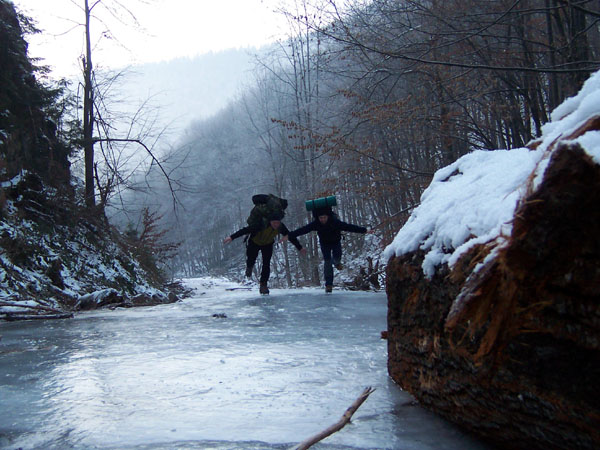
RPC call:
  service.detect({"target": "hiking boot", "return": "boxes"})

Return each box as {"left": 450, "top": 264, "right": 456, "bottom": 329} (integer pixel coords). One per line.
{"left": 334, "top": 262, "right": 343, "bottom": 270}
{"left": 245, "top": 266, "right": 253, "bottom": 278}
{"left": 259, "top": 282, "right": 270, "bottom": 295}
{"left": 325, "top": 285, "right": 333, "bottom": 293}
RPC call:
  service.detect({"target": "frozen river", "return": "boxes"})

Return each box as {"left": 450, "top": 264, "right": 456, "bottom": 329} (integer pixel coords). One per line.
{"left": 0, "top": 278, "right": 488, "bottom": 449}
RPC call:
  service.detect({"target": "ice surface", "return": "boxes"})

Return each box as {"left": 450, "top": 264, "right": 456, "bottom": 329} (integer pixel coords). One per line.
{"left": 0, "top": 278, "right": 489, "bottom": 449}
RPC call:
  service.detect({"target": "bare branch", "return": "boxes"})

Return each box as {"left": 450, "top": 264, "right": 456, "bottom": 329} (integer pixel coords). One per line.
{"left": 93, "top": 137, "right": 180, "bottom": 211}
{"left": 293, "top": 387, "right": 376, "bottom": 450}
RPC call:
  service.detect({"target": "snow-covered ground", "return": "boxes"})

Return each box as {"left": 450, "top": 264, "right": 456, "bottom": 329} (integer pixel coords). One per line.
{"left": 0, "top": 277, "right": 489, "bottom": 449}
{"left": 0, "top": 171, "right": 165, "bottom": 315}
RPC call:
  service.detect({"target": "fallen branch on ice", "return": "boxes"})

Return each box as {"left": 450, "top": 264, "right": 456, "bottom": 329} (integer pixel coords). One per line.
{"left": 2, "top": 312, "right": 73, "bottom": 321}
{"left": 0, "top": 301, "right": 72, "bottom": 320}
{"left": 292, "top": 386, "right": 376, "bottom": 450}
{"left": 0, "top": 301, "right": 64, "bottom": 313}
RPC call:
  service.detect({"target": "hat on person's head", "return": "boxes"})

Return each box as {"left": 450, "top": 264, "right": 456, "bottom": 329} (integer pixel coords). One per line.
{"left": 313, "top": 206, "right": 332, "bottom": 218}
{"left": 268, "top": 210, "right": 284, "bottom": 221}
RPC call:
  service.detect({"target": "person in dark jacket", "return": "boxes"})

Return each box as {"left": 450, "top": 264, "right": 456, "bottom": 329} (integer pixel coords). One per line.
{"left": 224, "top": 211, "right": 306, "bottom": 294}
{"left": 288, "top": 206, "right": 371, "bottom": 292}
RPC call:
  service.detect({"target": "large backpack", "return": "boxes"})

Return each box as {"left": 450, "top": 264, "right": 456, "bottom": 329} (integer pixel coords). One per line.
{"left": 246, "top": 194, "right": 288, "bottom": 229}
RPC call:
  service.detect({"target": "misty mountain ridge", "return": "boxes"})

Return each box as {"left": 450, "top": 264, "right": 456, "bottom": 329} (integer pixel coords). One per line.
{"left": 115, "top": 47, "right": 260, "bottom": 135}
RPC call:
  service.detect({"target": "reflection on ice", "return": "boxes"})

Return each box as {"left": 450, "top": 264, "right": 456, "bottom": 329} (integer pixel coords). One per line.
{"left": 0, "top": 278, "right": 489, "bottom": 449}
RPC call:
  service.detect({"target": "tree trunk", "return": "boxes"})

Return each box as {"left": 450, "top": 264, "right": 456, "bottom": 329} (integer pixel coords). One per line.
{"left": 83, "top": 0, "right": 95, "bottom": 207}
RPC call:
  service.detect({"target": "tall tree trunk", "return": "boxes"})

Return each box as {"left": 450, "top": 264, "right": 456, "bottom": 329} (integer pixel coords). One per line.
{"left": 83, "top": 0, "right": 95, "bottom": 207}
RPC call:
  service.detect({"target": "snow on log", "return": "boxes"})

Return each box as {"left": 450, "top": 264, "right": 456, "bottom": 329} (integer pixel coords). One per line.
{"left": 384, "top": 71, "right": 600, "bottom": 449}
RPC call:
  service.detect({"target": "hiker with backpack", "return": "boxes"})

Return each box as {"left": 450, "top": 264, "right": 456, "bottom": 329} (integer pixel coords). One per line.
{"left": 288, "top": 197, "right": 371, "bottom": 293}
{"left": 223, "top": 194, "right": 306, "bottom": 294}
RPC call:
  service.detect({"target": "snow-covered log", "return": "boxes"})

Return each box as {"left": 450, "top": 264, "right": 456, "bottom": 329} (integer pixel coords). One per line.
{"left": 384, "top": 72, "right": 600, "bottom": 449}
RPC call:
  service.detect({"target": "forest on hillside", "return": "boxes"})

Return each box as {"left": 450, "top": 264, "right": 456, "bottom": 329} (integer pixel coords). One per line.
{"left": 5, "top": 0, "right": 598, "bottom": 288}
{"left": 131, "top": 0, "right": 598, "bottom": 284}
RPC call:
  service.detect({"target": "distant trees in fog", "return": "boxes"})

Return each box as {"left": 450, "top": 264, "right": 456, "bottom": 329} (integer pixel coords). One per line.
{"left": 139, "top": 0, "right": 600, "bottom": 282}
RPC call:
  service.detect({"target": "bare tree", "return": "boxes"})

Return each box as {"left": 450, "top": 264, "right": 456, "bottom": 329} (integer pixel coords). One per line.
{"left": 272, "top": 0, "right": 600, "bottom": 241}
{"left": 77, "top": 0, "right": 180, "bottom": 213}
{"left": 82, "top": 0, "right": 95, "bottom": 206}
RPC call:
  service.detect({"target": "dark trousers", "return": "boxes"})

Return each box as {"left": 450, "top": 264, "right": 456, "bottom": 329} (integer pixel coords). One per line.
{"left": 320, "top": 240, "right": 342, "bottom": 286}
{"left": 246, "top": 240, "right": 274, "bottom": 283}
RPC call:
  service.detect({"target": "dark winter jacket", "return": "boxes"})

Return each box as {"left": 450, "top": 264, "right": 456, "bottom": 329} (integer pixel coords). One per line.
{"left": 230, "top": 222, "right": 302, "bottom": 249}
{"left": 289, "top": 215, "right": 367, "bottom": 245}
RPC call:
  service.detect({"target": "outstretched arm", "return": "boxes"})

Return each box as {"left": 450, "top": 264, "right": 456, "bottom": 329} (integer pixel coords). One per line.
{"left": 338, "top": 220, "right": 368, "bottom": 234}
{"left": 280, "top": 223, "right": 304, "bottom": 251}
{"left": 224, "top": 226, "right": 253, "bottom": 244}
{"left": 288, "top": 221, "right": 317, "bottom": 240}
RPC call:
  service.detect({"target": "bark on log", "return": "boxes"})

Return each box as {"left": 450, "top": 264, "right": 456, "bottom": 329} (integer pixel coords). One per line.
{"left": 386, "top": 143, "right": 600, "bottom": 449}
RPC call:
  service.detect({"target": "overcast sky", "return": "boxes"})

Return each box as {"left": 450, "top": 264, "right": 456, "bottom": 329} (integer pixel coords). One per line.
{"left": 12, "top": 0, "right": 291, "bottom": 78}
